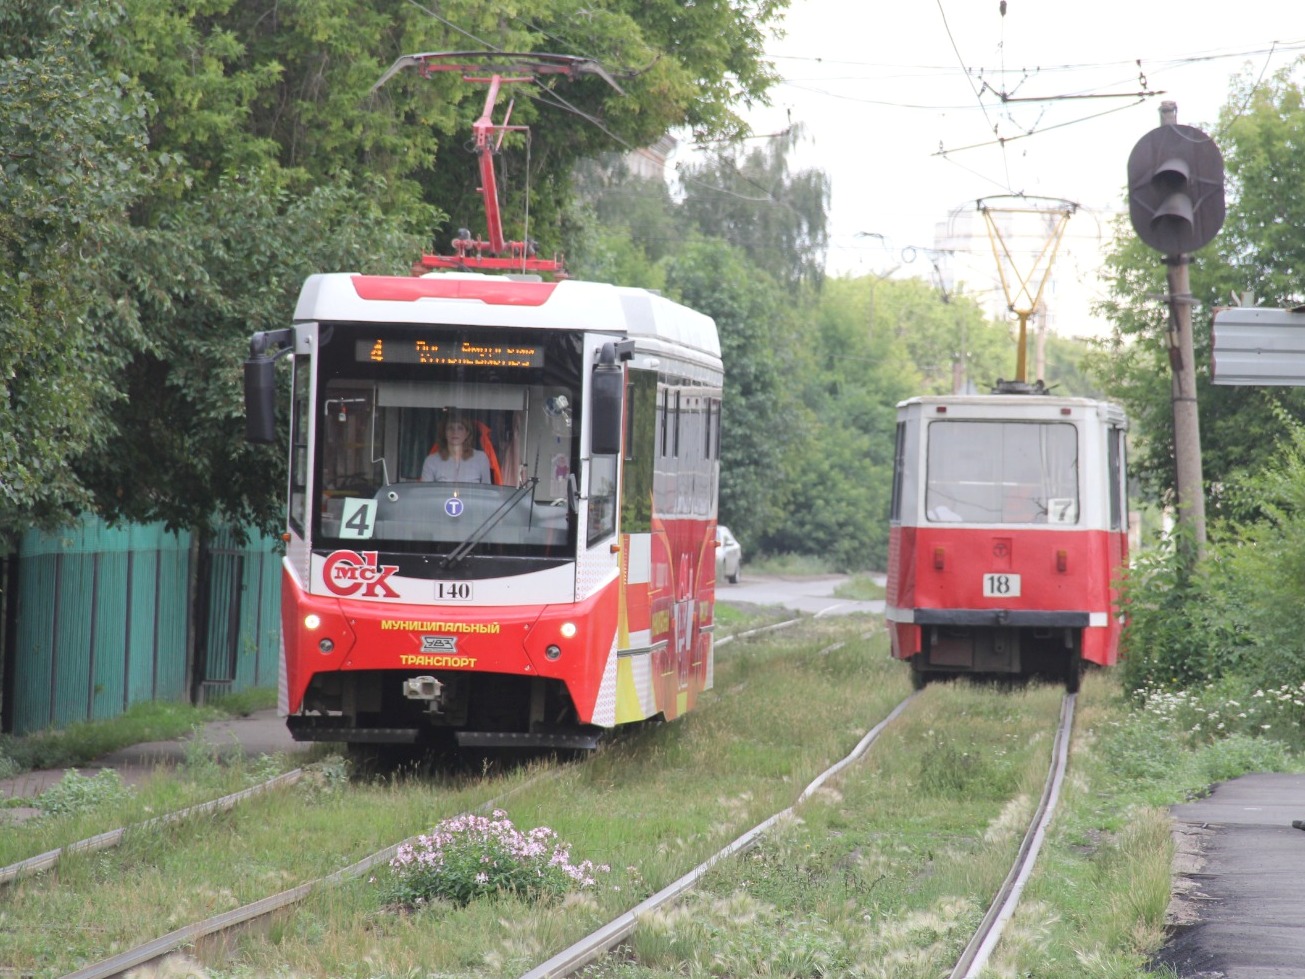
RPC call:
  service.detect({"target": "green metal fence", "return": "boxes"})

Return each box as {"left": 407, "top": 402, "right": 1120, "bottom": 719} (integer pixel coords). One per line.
{"left": 3, "top": 518, "right": 282, "bottom": 736}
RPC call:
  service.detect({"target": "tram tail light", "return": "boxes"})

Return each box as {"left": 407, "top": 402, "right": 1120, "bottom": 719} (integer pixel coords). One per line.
{"left": 933, "top": 546, "right": 946, "bottom": 571}
{"left": 1056, "top": 549, "right": 1068, "bottom": 573}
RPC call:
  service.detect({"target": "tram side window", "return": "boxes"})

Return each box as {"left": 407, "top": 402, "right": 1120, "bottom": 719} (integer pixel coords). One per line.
{"left": 889, "top": 421, "right": 906, "bottom": 522}
{"left": 622, "top": 369, "right": 657, "bottom": 533}
{"left": 1108, "top": 427, "right": 1126, "bottom": 531}
{"left": 289, "top": 355, "right": 311, "bottom": 534}
{"left": 588, "top": 376, "right": 619, "bottom": 544}
{"left": 926, "top": 420, "right": 1079, "bottom": 524}
{"left": 587, "top": 453, "right": 617, "bottom": 545}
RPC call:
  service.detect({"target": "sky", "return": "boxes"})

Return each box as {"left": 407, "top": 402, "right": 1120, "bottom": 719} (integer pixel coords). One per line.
{"left": 673, "top": 1, "right": 1305, "bottom": 337}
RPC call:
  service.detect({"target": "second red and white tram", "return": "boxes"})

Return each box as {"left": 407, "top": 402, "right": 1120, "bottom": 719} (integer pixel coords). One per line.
{"left": 886, "top": 390, "right": 1129, "bottom": 690}
{"left": 245, "top": 271, "right": 723, "bottom": 750}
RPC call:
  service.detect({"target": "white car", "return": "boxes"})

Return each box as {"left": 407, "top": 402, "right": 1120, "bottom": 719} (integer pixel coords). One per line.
{"left": 715, "top": 525, "right": 742, "bottom": 584}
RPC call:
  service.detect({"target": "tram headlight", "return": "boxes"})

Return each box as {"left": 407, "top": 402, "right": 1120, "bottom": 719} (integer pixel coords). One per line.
{"left": 304, "top": 614, "right": 322, "bottom": 630}
{"left": 319, "top": 638, "right": 335, "bottom": 653}
{"left": 559, "top": 621, "right": 578, "bottom": 639}
{"left": 545, "top": 644, "right": 563, "bottom": 661}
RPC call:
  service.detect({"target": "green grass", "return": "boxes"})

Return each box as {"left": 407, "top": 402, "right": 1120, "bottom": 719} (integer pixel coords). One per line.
{"left": 745, "top": 552, "right": 842, "bottom": 576}
{"left": 712, "top": 599, "right": 794, "bottom": 634}
{"left": 580, "top": 669, "right": 1305, "bottom": 979}
{"left": 833, "top": 573, "right": 886, "bottom": 601}
{"left": 7, "top": 635, "right": 1300, "bottom": 978}
{"left": 0, "top": 616, "right": 896, "bottom": 977}
{"left": 587, "top": 680, "right": 1066, "bottom": 978}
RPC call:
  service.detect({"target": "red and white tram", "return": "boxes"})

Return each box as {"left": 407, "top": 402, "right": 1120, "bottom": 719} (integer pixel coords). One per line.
{"left": 245, "top": 272, "right": 723, "bottom": 750}
{"left": 885, "top": 389, "right": 1129, "bottom": 690}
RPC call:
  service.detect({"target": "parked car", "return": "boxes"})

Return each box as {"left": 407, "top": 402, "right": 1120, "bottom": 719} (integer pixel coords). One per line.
{"left": 715, "top": 525, "right": 742, "bottom": 584}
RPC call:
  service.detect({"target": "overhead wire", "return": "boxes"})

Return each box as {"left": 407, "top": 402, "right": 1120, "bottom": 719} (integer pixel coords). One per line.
{"left": 934, "top": 0, "right": 1010, "bottom": 191}
{"left": 395, "top": 0, "right": 1301, "bottom": 274}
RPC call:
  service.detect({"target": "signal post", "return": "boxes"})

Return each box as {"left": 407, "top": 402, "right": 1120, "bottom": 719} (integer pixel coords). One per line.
{"left": 1127, "top": 102, "right": 1225, "bottom": 560}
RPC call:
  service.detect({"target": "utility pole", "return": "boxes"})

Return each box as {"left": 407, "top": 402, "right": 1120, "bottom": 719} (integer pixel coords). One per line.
{"left": 1127, "top": 101, "right": 1225, "bottom": 563}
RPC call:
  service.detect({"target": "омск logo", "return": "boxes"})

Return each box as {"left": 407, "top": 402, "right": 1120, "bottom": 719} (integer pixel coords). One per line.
{"left": 322, "top": 550, "right": 400, "bottom": 598}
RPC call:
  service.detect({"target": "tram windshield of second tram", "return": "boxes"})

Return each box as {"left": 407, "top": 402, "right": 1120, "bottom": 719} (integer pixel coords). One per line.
{"left": 310, "top": 324, "right": 585, "bottom": 553}
{"left": 925, "top": 420, "right": 1079, "bottom": 525}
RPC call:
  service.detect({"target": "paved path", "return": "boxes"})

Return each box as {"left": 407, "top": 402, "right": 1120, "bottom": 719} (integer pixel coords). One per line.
{"left": 1159, "top": 772, "right": 1305, "bottom": 978}
{"left": 1, "top": 708, "right": 310, "bottom": 818}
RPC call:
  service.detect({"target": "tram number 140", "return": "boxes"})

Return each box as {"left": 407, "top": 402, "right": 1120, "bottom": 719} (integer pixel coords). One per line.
{"left": 436, "top": 581, "right": 473, "bottom": 601}
{"left": 982, "top": 573, "right": 1021, "bottom": 598}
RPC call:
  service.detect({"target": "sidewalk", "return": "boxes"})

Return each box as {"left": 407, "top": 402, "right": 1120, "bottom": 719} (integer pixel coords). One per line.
{"left": 1159, "top": 772, "right": 1305, "bottom": 978}
{"left": 1, "top": 708, "right": 310, "bottom": 814}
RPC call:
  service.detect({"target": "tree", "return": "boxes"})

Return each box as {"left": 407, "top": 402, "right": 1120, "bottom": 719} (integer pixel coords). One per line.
{"left": 0, "top": 0, "right": 795, "bottom": 540}
{"left": 0, "top": 2, "right": 152, "bottom": 539}
{"left": 72, "top": 176, "right": 422, "bottom": 535}
{"left": 663, "top": 241, "right": 803, "bottom": 548}
{"left": 98, "top": 0, "right": 789, "bottom": 252}
{"left": 679, "top": 127, "right": 830, "bottom": 290}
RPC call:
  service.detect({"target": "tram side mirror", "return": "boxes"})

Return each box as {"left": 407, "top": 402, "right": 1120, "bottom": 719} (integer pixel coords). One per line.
{"left": 244, "top": 357, "right": 277, "bottom": 443}
{"left": 590, "top": 341, "right": 628, "bottom": 455}
{"left": 243, "top": 328, "right": 294, "bottom": 444}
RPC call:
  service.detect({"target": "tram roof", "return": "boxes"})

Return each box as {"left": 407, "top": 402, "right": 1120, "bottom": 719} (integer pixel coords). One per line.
{"left": 293, "top": 272, "right": 721, "bottom": 360}
{"left": 897, "top": 393, "right": 1127, "bottom": 425}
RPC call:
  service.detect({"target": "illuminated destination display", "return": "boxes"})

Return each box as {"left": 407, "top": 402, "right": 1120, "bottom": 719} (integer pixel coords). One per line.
{"left": 357, "top": 338, "right": 544, "bottom": 368}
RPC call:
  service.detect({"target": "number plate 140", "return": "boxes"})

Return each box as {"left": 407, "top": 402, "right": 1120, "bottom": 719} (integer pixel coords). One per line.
{"left": 982, "top": 573, "right": 1021, "bottom": 597}
{"left": 436, "top": 581, "right": 473, "bottom": 601}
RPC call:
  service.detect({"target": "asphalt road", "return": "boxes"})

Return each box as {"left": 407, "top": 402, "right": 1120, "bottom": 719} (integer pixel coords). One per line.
{"left": 716, "top": 572, "right": 884, "bottom": 618}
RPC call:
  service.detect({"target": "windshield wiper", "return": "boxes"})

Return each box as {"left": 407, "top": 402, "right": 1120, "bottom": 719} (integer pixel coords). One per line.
{"left": 440, "top": 478, "right": 538, "bottom": 570}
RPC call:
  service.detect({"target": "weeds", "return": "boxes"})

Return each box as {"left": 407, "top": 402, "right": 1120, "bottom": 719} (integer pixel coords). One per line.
{"left": 35, "top": 768, "right": 133, "bottom": 817}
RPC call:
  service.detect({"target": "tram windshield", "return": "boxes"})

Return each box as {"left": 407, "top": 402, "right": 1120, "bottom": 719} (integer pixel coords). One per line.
{"left": 925, "top": 420, "right": 1079, "bottom": 524}
{"left": 308, "top": 323, "right": 584, "bottom": 555}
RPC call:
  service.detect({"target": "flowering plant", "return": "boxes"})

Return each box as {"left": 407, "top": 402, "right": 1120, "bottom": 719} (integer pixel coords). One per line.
{"left": 379, "top": 809, "right": 609, "bottom": 908}
{"left": 1137, "top": 680, "right": 1305, "bottom": 745}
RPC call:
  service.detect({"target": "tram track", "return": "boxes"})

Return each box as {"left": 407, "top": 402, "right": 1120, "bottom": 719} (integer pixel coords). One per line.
{"left": 520, "top": 681, "right": 918, "bottom": 979}
{"left": 0, "top": 769, "right": 305, "bottom": 890}
{"left": 26, "top": 616, "right": 810, "bottom": 979}
{"left": 948, "top": 692, "right": 1076, "bottom": 979}
{"left": 42, "top": 677, "right": 1076, "bottom": 979}
{"left": 48, "top": 760, "right": 571, "bottom": 979}
{"left": 6, "top": 618, "right": 1072, "bottom": 979}
{"left": 522, "top": 688, "right": 1078, "bottom": 979}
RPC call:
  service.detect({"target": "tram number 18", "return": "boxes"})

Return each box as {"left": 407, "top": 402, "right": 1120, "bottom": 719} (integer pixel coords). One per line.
{"left": 982, "top": 573, "right": 1021, "bottom": 597}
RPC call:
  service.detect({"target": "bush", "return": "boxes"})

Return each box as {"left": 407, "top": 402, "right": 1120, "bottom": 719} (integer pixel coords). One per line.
{"left": 1118, "top": 534, "right": 1223, "bottom": 694}
{"left": 378, "top": 809, "right": 608, "bottom": 909}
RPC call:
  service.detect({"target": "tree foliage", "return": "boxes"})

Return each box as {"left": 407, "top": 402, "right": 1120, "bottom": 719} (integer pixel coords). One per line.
{"left": 1, "top": 0, "right": 793, "bottom": 541}
{"left": 0, "top": 2, "right": 151, "bottom": 537}
{"left": 571, "top": 138, "right": 1101, "bottom": 570}
{"left": 663, "top": 241, "right": 802, "bottom": 547}
{"left": 678, "top": 128, "right": 830, "bottom": 290}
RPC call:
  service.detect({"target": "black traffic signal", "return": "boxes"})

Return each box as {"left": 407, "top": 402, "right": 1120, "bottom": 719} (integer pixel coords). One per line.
{"left": 1127, "top": 124, "right": 1225, "bottom": 255}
